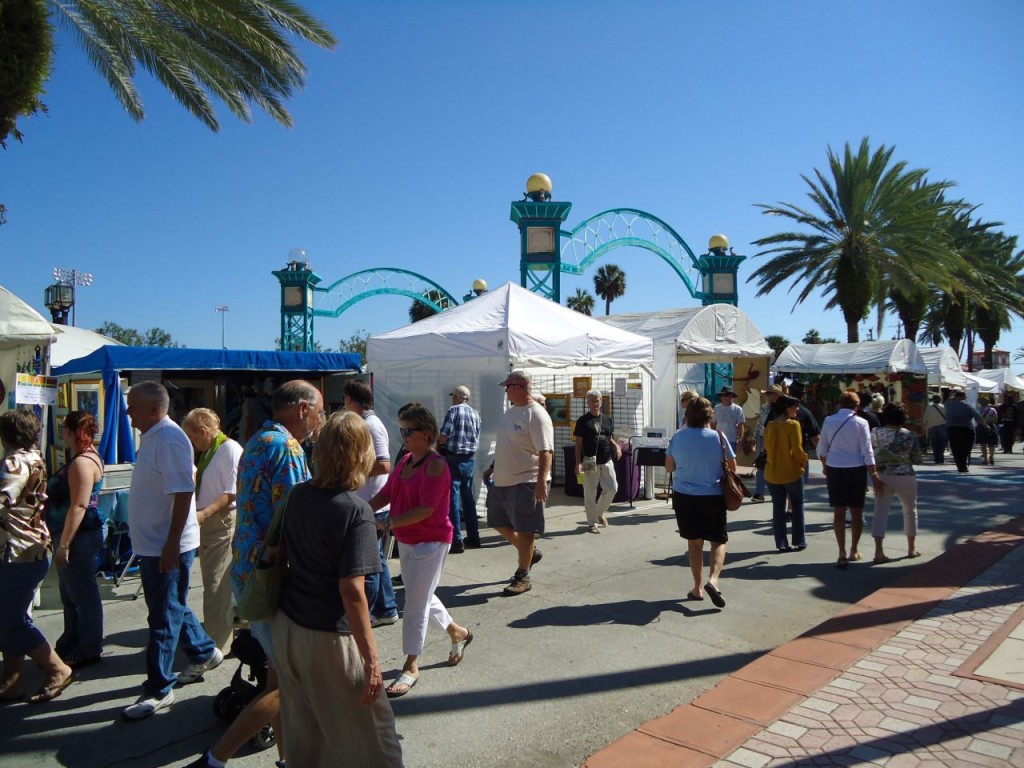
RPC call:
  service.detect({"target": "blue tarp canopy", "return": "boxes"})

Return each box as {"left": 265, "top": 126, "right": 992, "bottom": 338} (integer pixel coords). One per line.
{"left": 53, "top": 346, "right": 361, "bottom": 464}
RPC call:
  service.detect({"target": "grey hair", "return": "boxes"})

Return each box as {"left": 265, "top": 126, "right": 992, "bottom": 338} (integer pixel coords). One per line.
{"left": 130, "top": 381, "right": 170, "bottom": 414}
{"left": 272, "top": 380, "right": 319, "bottom": 415}
{"left": 585, "top": 389, "right": 602, "bottom": 400}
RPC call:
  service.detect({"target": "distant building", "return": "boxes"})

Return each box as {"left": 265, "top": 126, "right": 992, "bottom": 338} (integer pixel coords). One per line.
{"left": 970, "top": 349, "right": 1010, "bottom": 369}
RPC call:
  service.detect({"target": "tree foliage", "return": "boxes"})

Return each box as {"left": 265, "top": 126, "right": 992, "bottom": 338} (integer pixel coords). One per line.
{"left": 802, "top": 329, "right": 838, "bottom": 344}
{"left": 593, "top": 264, "right": 627, "bottom": 316}
{"left": 96, "top": 320, "right": 182, "bottom": 347}
{"left": 763, "top": 334, "right": 790, "bottom": 361}
{"left": 566, "top": 288, "right": 595, "bottom": 316}
{"left": 338, "top": 328, "right": 368, "bottom": 365}
{"left": 408, "top": 289, "right": 449, "bottom": 323}
{"left": 750, "top": 138, "right": 962, "bottom": 342}
{"left": 0, "top": 0, "right": 53, "bottom": 149}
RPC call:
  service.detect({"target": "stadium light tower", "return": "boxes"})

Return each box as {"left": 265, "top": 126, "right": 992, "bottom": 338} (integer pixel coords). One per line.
{"left": 52, "top": 267, "right": 94, "bottom": 326}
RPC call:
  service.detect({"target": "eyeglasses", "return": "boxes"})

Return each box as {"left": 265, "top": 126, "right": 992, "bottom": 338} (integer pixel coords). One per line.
{"left": 399, "top": 427, "right": 421, "bottom": 437}
{"left": 504, "top": 383, "right": 522, "bottom": 390}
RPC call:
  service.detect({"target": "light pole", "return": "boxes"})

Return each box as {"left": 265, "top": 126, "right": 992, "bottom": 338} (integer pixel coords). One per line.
{"left": 52, "top": 267, "right": 94, "bottom": 326}
{"left": 215, "top": 305, "right": 229, "bottom": 349}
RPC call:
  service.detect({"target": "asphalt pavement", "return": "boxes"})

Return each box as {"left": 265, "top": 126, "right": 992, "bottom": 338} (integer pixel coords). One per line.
{"left": 2, "top": 451, "right": 1022, "bottom": 768}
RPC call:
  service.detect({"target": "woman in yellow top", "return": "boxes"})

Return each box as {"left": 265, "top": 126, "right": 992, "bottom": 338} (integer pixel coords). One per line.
{"left": 764, "top": 395, "right": 808, "bottom": 552}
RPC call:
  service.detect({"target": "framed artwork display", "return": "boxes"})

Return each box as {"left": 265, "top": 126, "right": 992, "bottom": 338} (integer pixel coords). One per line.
{"left": 70, "top": 380, "right": 104, "bottom": 440}
{"left": 602, "top": 395, "right": 612, "bottom": 415}
{"left": 572, "top": 377, "right": 593, "bottom": 398}
{"left": 543, "top": 394, "right": 571, "bottom": 427}
{"left": 165, "top": 378, "right": 216, "bottom": 421}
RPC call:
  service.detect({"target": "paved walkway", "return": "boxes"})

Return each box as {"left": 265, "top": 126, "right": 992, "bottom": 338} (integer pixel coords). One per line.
{"left": 583, "top": 514, "right": 1024, "bottom": 767}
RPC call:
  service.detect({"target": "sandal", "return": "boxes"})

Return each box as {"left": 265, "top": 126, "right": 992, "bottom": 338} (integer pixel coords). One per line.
{"left": 704, "top": 583, "right": 726, "bottom": 608}
{"left": 907, "top": 551, "right": 921, "bottom": 559}
{"left": 835, "top": 557, "right": 849, "bottom": 569}
{"left": 849, "top": 552, "right": 863, "bottom": 561}
{"left": 28, "top": 672, "right": 74, "bottom": 704}
{"left": 385, "top": 672, "right": 418, "bottom": 698}
{"left": 448, "top": 630, "right": 474, "bottom": 666}
{"left": 686, "top": 589, "right": 704, "bottom": 601}
{"left": 873, "top": 555, "right": 891, "bottom": 564}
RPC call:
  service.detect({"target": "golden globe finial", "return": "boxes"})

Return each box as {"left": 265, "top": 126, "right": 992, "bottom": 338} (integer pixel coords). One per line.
{"left": 525, "top": 173, "right": 552, "bottom": 202}
{"left": 708, "top": 234, "right": 729, "bottom": 251}
{"left": 472, "top": 278, "right": 488, "bottom": 294}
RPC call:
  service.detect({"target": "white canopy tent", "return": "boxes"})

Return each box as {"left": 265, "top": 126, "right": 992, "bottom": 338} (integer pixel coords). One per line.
{"left": 972, "top": 368, "right": 1024, "bottom": 392}
{"left": 775, "top": 340, "right": 928, "bottom": 375}
{"left": 917, "top": 346, "right": 968, "bottom": 388}
{"left": 0, "top": 285, "right": 59, "bottom": 413}
{"left": 963, "top": 371, "right": 1000, "bottom": 401}
{"left": 601, "top": 305, "right": 773, "bottom": 435}
{"left": 367, "top": 282, "right": 655, "bottom": 482}
{"left": 50, "top": 325, "right": 123, "bottom": 368}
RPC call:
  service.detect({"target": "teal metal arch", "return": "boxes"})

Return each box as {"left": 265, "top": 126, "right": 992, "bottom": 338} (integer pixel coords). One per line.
{"left": 559, "top": 208, "right": 702, "bottom": 298}
{"left": 311, "top": 268, "right": 459, "bottom": 317}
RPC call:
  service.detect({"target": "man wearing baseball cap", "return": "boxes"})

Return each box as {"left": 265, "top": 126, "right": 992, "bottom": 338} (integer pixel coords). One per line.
{"left": 438, "top": 385, "right": 482, "bottom": 552}
{"left": 482, "top": 370, "right": 554, "bottom": 596}
{"left": 712, "top": 387, "right": 746, "bottom": 454}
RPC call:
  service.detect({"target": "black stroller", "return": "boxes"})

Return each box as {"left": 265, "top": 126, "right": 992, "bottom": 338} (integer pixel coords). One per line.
{"left": 212, "top": 629, "right": 276, "bottom": 750}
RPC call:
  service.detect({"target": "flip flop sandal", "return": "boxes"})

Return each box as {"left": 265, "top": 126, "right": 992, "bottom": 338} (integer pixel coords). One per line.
{"left": 850, "top": 552, "right": 864, "bottom": 561}
{"left": 28, "top": 673, "right": 74, "bottom": 704}
{"left": 835, "top": 557, "right": 849, "bottom": 569}
{"left": 448, "top": 630, "right": 474, "bottom": 666}
{"left": 873, "top": 555, "right": 892, "bottom": 564}
{"left": 907, "top": 551, "right": 922, "bottom": 558}
{"left": 705, "top": 583, "right": 726, "bottom": 608}
{"left": 386, "top": 672, "right": 418, "bottom": 699}
{"left": 686, "top": 590, "right": 704, "bottom": 601}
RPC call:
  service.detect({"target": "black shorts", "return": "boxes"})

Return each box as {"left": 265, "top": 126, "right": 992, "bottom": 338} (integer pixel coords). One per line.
{"left": 672, "top": 491, "right": 728, "bottom": 544}
{"left": 826, "top": 465, "right": 867, "bottom": 508}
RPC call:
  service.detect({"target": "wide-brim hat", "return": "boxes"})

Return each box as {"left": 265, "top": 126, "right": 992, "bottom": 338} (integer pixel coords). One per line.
{"left": 718, "top": 387, "right": 737, "bottom": 397}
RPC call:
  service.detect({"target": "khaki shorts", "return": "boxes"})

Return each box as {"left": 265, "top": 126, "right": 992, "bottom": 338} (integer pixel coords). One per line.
{"left": 486, "top": 482, "right": 546, "bottom": 534}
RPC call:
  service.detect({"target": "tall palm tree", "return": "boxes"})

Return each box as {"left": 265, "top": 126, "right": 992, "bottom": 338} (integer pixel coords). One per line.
{"left": 566, "top": 288, "right": 595, "bottom": 316}
{"left": 408, "top": 289, "right": 449, "bottom": 323}
{"left": 593, "top": 264, "right": 627, "bottom": 316}
{"left": 2, "top": 0, "right": 336, "bottom": 143}
{"left": 750, "top": 138, "right": 961, "bottom": 342}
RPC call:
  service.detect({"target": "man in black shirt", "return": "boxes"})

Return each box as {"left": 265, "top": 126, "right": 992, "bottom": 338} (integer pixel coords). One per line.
{"left": 573, "top": 389, "right": 621, "bottom": 534}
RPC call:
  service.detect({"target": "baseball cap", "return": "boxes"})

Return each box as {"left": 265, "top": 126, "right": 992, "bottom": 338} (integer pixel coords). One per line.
{"left": 450, "top": 385, "right": 471, "bottom": 399}
{"left": 499, "top": 370, "right": 532, "bottom": 388}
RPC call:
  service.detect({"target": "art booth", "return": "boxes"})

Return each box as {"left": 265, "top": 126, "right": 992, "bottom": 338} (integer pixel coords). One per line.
{"left": 917, "top": 346, "right": 968, "bottom": 390}
{"left": 0, "top": 284, "right": 59, "bottom": 414}
{"left": 367, "top": 282, "right": 655, "bottom": 489}
{"left": 774, "top": 340, "right": 929, "bottom": 431}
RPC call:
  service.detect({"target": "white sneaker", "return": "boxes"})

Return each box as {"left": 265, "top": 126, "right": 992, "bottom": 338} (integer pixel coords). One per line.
{"left": 123, "top": 691, "right": 175, "bottom": 720}
{"left": 176, "top": 648, "right": 224, "bottom": 685}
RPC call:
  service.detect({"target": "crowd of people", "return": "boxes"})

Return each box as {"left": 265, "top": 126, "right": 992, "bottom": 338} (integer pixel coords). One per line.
{"left": 0, "top": 371, "right": 1021, "bottom": 766}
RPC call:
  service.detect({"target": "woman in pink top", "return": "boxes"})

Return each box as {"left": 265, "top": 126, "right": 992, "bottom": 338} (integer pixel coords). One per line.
{"left": 371, "top": 404, "right": 472, "bottom": 698}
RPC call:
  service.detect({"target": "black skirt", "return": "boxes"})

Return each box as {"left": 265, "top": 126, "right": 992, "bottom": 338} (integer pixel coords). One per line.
{"left": 825, "top": 465, "right": 867, "bottom": 508}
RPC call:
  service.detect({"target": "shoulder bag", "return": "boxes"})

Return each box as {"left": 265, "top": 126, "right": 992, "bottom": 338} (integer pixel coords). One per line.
{"left": 236, "top": 489, "right": 292, "bottom": 622}
{"left": 717, "top": 431, "right": 749, "bottom": 512}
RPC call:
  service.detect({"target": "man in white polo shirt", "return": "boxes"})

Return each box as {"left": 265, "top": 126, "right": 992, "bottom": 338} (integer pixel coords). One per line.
{"left": 122, "top": 381, "right": 222, "bottom": 720}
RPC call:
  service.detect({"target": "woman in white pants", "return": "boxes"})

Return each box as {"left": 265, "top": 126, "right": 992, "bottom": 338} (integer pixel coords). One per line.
{"left": 870, "top": 402, "right": 923, "bottom": 563}
{"left": 371, "top": 404, "right": 472, "bottom": 698}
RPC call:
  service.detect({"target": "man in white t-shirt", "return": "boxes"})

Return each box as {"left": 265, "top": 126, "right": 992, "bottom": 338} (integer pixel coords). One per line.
{"left": 483, "top": 370, "right": 554, "bottom": 596}
{"left": 344, "top": 379, "right": 399, "bottom": 626}
{"left": 712, "top": 387, "right": 746, "bottom": 453}
{"left": 123, "top": 382, "right": 222, "bottom": 721}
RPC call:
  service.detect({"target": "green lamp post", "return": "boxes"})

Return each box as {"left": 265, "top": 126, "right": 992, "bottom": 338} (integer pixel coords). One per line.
{"left": 697, "top": 234, "right": 745, "bottom": 306}
{"left": 510, "top": 173, "right": 572, "bottom": 302}
{"left": 273, "top": 250, "right": 322, "bottom": 352}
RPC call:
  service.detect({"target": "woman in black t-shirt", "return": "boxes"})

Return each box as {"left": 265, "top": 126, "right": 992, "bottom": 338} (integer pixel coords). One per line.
{"left": 272, "top": 412, "right": 403, "bottom": 767}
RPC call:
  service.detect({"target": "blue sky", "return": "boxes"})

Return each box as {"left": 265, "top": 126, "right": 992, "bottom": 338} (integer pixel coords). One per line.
{"left": 2, "top": 1, "right": 1023, "bottom": 371}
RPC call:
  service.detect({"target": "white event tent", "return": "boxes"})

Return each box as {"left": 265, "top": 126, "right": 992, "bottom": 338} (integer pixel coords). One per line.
{"left": 972, "top": 368, "right": 1024, "bottom": 393}
{"left": 367, "top": 282, "right": 655, "bottom": 482}
{"left": 601, "top": 305, "right": 773, "bottom": 435}
{"left": 917, "top": 346, "right": 968, "bottom": 388}
{"left": 0, "top": 285, "right": 59, "bottom": 413}
{"left": 775, "top": 340, "right": 928, "bottom": 375}
{"left": 49, "top": 325, "right": 124, "bottom": 368}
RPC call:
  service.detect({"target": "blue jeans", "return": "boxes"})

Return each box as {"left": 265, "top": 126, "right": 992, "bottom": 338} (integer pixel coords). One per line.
{"left": 0, "top": 557, "right": 50, "bottom": 656}
{"left": 364, "top": 537, "right": 398, "bottom": 619}
{"left": 447, "top": 454, "right": 478, "bottom": 542}
{"left": 54, "top": 525, "right": 105, "bottom": 658}
{"left": 766, "top": 479, "right": 806, "bottom": 549}
{"left": 139, "top": 549, "right": 216, "bottom": 699}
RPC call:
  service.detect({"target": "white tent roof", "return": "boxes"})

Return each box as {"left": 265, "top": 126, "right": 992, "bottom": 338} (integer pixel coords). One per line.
{"left": 972, "top": 368, "right": 1024, "bottom": 392}
{"left": 0, "top": 285, "right": 58, "bottom": 350}
{"left": 775, "top": 340, "right": 928, "bottom": 375}
{"left": 917, "top": 346, "right": 968, "bottom": 387}
{"left": 600, "top": 305, "right": 773, "bottom": 362}
{"left": 49, "top": 325, "right": 123, "bottom": 368}
{"left": 368, "top": 282, "right": 654, "bottom": 368}
{"left": 963, "top": 371, "right": 1000, "bottom": 394}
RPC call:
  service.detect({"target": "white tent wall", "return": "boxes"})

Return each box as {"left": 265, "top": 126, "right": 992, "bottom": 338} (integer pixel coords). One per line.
{"left": 0, "top": 285, "right": 58, "bottom": 415}
{"left": 917, "top": 346, "right": 968, "bottom": 388}
{"left": 973, "top": 368, "right": 1024, "bottom": 392}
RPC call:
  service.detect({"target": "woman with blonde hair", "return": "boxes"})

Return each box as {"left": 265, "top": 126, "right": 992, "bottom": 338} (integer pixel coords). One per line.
{"left": 272, "top": 411, "right": 402, "bottom": 767}
{"left": 371, "top": 404, "right": 472, "bottom": 698}
{"left": 182, "top": 408, "right": 244, "bottom": 655}
{"left": 46, "top": 411, "right": 106, "bottom": 669}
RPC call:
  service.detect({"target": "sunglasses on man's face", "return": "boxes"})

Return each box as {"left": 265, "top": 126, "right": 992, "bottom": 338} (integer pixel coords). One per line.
{"left": 399, "top": 427, "right": 421, "bottom": 437}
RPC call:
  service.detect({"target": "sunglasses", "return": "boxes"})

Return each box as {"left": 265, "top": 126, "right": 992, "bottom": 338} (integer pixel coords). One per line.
{"left": 399, "top": 427, "right": 422, "bottom": 437}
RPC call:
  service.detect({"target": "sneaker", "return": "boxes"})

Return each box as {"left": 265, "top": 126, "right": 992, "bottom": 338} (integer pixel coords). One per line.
{"left": 449, "top": 540, "right": 465, "bottom": 554}
{"left": 750, "top": 495, "right": 765, "bottom": 503}
{"left": 464, "top": 536, "right": 481, "bottom": 549}
{"left": 184, "top": 751, "right": 217, "bottom": 768}
{"left": 123, "top": 690, "right": 175, "bottom": 720}
{"left": 531, "top": 547, "right": 543, "bottom": 565}
{"left": 504, "top": 570, "right": 532, "bottom": 596}
{"left": 176, "top": 648, "right": 224, "bottom": 685}
{"left": 371, "top": 613, "right": 399, "bottom": 628}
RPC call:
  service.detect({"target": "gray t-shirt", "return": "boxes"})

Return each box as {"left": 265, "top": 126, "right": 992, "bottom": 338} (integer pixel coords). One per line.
{"left": 279, "top": 483, "right": 381, "bottom": 633}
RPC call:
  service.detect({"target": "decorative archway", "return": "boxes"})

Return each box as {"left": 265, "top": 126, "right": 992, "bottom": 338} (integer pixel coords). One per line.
{"left": 312, "top": 268, "right": 458, "bottom": 318}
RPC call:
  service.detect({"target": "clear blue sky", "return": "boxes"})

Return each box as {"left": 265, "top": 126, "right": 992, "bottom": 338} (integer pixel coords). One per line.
{"left": 3, "top": 1, "right": 1023, "bottom": 371}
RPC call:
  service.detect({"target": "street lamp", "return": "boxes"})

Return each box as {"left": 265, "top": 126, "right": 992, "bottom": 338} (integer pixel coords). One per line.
{"left": 44, "top": 282, "right": 75, "bottom": 325}
{"left": 215, "top": 305, "right": 229, "bottom": 348}
{"left": 52, "top": 267, "right": 94, "bottom": 326}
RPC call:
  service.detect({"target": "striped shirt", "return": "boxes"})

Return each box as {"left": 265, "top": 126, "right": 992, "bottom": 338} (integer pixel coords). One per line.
{"left": 440, "top": 403, "right": 481, "bottom": 455}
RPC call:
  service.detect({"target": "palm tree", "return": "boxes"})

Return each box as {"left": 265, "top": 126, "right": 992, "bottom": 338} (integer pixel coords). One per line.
{"left": 764, "top": 334, "right": 790, "bottom": 361}
{"left": 750, "top": 138, "right": 961, "bottom": 342}
{"left": 593, "top": 264, "right": 627, "bottom": 316}
{"left": 2, "top": 0, "right": 336, "bottom": 145}
{"left": 408, "top": 289, "right": 449, "bottom": 323}
{"left": 566, "top": 288, "right": 595, "bottom": 316}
